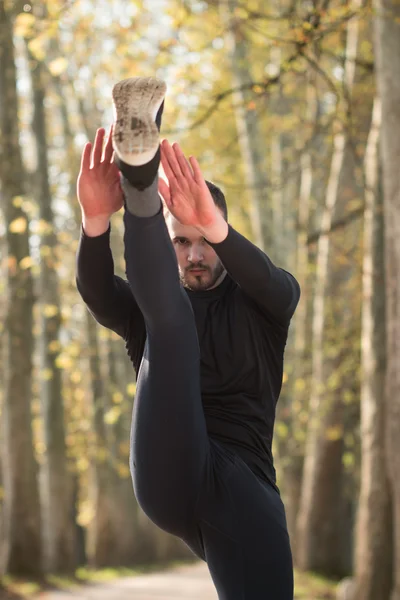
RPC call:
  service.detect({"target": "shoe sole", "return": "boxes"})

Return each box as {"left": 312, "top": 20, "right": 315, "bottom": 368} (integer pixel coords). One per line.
{"left": 112, "top": 76, "right": 166, "bottom": 166}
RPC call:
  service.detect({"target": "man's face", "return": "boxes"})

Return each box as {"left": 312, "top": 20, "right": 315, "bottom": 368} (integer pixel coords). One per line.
{"left": 166, "top": 211, "right": 226, "bottom": 292}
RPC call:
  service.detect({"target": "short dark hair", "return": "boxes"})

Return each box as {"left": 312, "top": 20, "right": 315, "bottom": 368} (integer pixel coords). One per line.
{"left": 205, "top": 181, "right": 228, "bottom": 221}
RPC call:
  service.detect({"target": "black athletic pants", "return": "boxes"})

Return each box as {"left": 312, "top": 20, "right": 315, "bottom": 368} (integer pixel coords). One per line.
{"left": 123, "top": 190, "right": 294, "bottom": 600}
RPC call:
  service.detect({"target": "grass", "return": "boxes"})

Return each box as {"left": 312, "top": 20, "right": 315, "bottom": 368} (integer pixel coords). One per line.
{"left": 0, "top": 562, "right": 338, "bottom": 599}
{"left": 294, "top": 569, "right": 338, "bottom": 599}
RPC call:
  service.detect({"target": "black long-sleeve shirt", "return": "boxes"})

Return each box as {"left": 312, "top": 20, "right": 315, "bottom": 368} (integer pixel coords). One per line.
{"left": 76, "top": 221, "right": 300, "bottom": 493}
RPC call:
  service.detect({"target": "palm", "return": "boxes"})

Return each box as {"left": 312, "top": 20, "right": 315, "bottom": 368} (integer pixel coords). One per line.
{"left": 77, "top": 128, "right": 124, "bottom": 218}
{"left": 159, "top": 140, "right": 217, "bottom": 228}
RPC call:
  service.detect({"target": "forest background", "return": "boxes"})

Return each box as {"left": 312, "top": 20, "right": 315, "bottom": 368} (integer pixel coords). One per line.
{"left": 1, "top": 1, "right": 400, "bottom": 599}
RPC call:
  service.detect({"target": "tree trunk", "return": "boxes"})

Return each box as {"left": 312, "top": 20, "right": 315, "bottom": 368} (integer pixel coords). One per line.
{"left": 104, "top": 329, "right": 142, "bottom": 565}
{"left": 351, "top": 97, "right": 393, "bottom": 600}
{"left": 84, "top": 304, "right": 117, "bottom": 567}
{"left": 27, "top": 38, "right": 76, "bottom": 573}
{"left": 219, "top": 0, "right": 272, "bottom": 252}
{"left": 0, "top": 0, "right": 42, "bottom": 576}
{"left": 295, "top": 0, "right": 363, "bottom": 574}
{"left": 278, "top": 77, "right": 316, "bottom": 549}
{"left": 373, "top": 1, "right": 400, "bottom": 598}
{"left": 51, "top": 73, "right": 127, "bottom": 567}
{"left": 295, "top": 129, "right": 346, "bottom": 573}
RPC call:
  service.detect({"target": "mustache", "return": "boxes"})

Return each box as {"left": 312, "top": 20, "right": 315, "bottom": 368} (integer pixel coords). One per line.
{"left": 186, "top": 264, "right": 209, "bottom": 272}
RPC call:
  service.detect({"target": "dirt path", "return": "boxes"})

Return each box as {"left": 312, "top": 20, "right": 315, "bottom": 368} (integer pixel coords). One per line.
{"left": 37, "top": 562, "right": 217, "bottom": 599}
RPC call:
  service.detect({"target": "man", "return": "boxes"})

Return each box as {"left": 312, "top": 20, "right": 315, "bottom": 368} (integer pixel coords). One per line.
{"left": 76, "top": 76, "right": 300, "bottom": 599}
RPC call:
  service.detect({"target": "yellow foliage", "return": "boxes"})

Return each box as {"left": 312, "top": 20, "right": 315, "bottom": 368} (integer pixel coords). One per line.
{"left": 55, "top": 353, "right": 74, "bottom": 370}
{"left": 28, "top": 34, "right": 48, "bottom": 61}
{"left": 9, "top": 217, "right": 27, "bottom": 234}
{"left": 40, "top": 245, "right": 51, "bottom": 257}
{"left": 116, "top": 462, "right": 130, "bottom": 478}
{"left": 234, "top": 6, "right": 248, "bottom": 19}
{"left": 68, "top": 342, "right": 81, "bottom": 357}
{"left": 325, "top": 425, "right": 343, "bottom": 441}
{"left": 127, "top": 382, "right": 136, "bottom": 397}
{"left": 48, "top": 57, "right": 69, "bottom": 76}
{"left": 61, "top": 306, "right": 72, "bottom": 320}
{"left": 57, "top": 232, "right": 72, "bottom": 245}
{"left": 40, "top": 368, "right": 54, "bottom": 381}
{"left": 112, "top": 392, "right": 123, "bottom": 404}
{"left": 77, "top": 457, "right": 90, "bottom": 472}
{"left": 104, "top": 406, "right": 121, "bottom": 425}
{"left": 33, "top": 219, "right": 53, "bottom": 235}
{"left": 275, "top": 421, "right": 289, "bottom": 439}
{"left": 343, "top": 452, "right": 355, "bottom": 469}
{"left": 70, "top": 370, "right": 82, "bottom": 384}
{"left": 74, "top": 389, "right": 85, "bottom": 401}
{"left": 19, "top": 256, "right": 34, "bottom": 270}
{"left": 43, "top": 304, "right": 59, "bottom": 318}
{"left": 21, "top": 199, "right": 36, "bottom": 216}
{"left": 295, "top": 378, "right": 306, "bottom": 392}
{"left": 14, "top": 13, "right": 36, "bottom": 37}
{"left": 252, "top": 85, "right": 264, "bottom": 94}
{"left": 12, "top": 195, "right": 24, "bottom": 208}
{"left": 48, "top": 340, "right": 61, "bottom": 353}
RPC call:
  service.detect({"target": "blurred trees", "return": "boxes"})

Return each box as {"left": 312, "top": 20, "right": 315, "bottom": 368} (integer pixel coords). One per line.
{"left": 0, "top": 0, "right": 397, "bottom": 597}
{"left": 371, "top": 0, "right": 400, "bottom": 597}
{"left": 0, "top": 0, "right": 42, "bottom": 576}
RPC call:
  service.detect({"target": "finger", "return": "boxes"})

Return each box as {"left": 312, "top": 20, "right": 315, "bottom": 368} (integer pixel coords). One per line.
{"left": 173, "top": 143, "right": 194, "bottom": 181}
{"left": 81, "top": 142, "right": 92, "bottom": 172}
{"left": 160, "top": 140, "right": 176, "bottom": 183}
{"left": 103, "top": 125, "right": 114, "bottom": 163}
{"left": 92, "top": 128, "right": 105, "bottom": 167}
{"left": 158, "top": 177, "right": 171, "bottom": 207}
{"left": 189, "top": 156, "right": 204, "bottom": 185}
{"left": 161, "top": 139, "right": 183, "bottom": 180}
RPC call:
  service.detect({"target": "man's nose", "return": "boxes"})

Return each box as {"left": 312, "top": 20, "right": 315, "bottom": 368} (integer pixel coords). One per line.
{"left": 188, "top": 245, "right": 204, "bottom": 262}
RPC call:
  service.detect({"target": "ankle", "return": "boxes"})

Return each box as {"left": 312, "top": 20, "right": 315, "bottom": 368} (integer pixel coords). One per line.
{"left": 115, "top": 146, "right": 161, "bottom": 191}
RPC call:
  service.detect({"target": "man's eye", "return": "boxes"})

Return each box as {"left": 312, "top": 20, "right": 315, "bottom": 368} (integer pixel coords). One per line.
{"left": 176, "top": 238, "right": 188, "bottom": 245}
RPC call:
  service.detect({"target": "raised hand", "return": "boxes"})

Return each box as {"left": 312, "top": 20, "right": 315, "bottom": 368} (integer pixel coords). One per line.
{"left": 77, "top": 127, "right": 123, "bottom": 219}
{"left": 158, "top": 139, "right": 219, "bottom": 229}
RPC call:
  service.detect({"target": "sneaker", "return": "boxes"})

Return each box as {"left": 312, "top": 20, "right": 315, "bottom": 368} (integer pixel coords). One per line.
{"left": 112, "top": 76, "right": 166, "bottom": 166}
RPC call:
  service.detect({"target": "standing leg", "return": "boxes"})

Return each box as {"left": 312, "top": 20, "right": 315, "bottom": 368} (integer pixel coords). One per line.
{"left": 113, "top": 77, "right": 210, "bottom": 538}
{"left": 194, "top": 449, "right": 294, "bottom": 599}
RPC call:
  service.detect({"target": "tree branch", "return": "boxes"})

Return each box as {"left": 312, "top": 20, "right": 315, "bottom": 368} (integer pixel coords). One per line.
{"left": 305, "top": 205, "right": 365, "bottom": 245}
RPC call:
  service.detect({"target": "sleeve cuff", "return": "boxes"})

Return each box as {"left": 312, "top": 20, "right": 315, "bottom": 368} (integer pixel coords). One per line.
{"left": 80, "top": 222, "right": 111, "bottom": 239}
{"left": 207, "top": 223, "right": 234, "bottom": 249}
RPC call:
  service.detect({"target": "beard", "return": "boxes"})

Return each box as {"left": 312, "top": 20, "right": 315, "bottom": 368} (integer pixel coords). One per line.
{"left": 180, "top": 261, "right": 225, "bottom": 291}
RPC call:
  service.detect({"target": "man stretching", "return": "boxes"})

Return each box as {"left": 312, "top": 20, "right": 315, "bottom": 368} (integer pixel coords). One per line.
{"left": 76, "top": 76, "right": 300, "bottom": 599}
